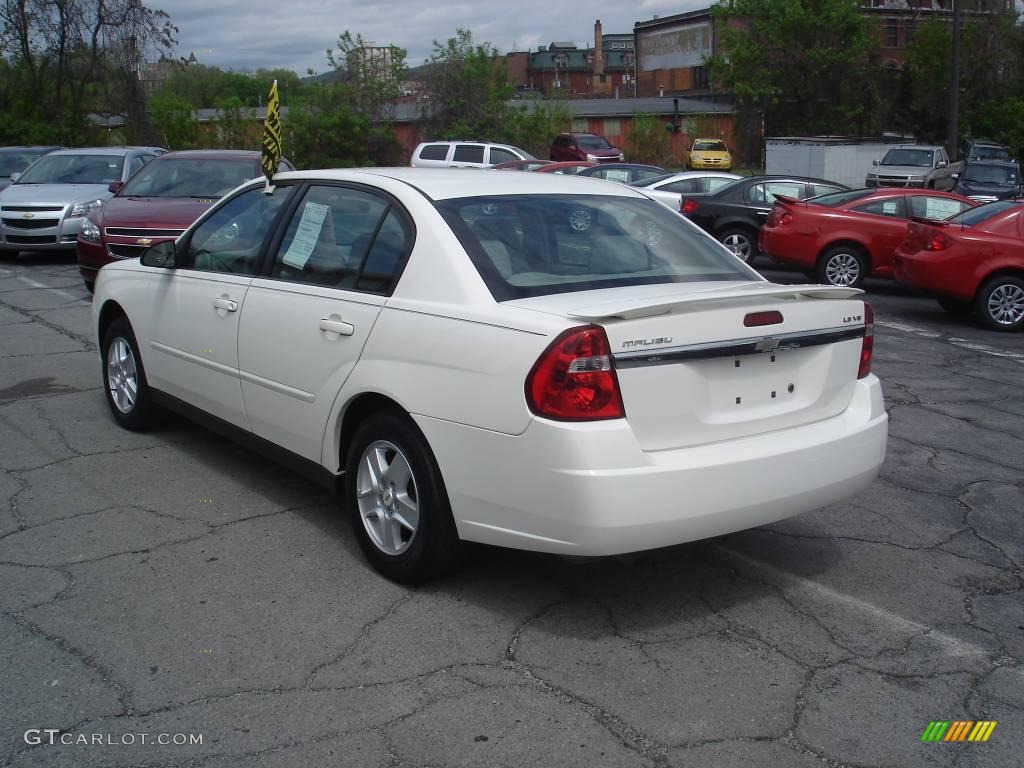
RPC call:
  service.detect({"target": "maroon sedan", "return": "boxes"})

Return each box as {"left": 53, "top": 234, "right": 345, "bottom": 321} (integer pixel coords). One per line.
{"left": 77, "top": 150, "right": 294, "bottom": 290}
{"left": 759, "top": 187, "right": 975, "bottom": 288}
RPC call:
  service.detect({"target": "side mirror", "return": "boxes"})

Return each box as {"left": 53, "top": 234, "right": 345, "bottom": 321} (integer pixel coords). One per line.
{"left": 937, "top": 160, "right": 947, "bottom": 168}
{"left": 9, "top": 172, "right": 21, "bottom": 182}
{"left": 140, "top": 240, "right": 177, "bottom": 269}
{"left": 872, "top": 160, "right": 879, "bottom": 166}
{"left": 108, "top": 180, "right": 124, "bottom": 194}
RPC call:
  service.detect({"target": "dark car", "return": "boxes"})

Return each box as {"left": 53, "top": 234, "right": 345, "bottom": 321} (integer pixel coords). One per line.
{"left": 961, "top": 138, "right": 1009, "bottom": 162}
{"left": 77, "top": 149, "right": 293, "bottom": 290}
{"left": 680, "top": 175, "right": 850, "bottom": 264}
{"left": 952, "top": 160, "right": 1022, "bottom": 203}
{"left": 0, "top": 145, "right": 63, "bottom": 191}
{"left": 575, "top": 163, "right": 668, "bottom": 185}
{"left": 550, "top": 133, "right": 624, "bottom": 163}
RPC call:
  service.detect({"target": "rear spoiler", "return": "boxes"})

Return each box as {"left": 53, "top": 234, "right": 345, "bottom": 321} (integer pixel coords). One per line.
{"left": 772, "top": 194, "right": 804, "bottom": 206}
{"left": 567, "top": 284, "right": 862, "bottom": 321}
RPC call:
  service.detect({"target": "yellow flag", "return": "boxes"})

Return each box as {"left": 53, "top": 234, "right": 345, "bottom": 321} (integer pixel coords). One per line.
{"left": 260, "top": 80, "right": 282, "bottom": 182}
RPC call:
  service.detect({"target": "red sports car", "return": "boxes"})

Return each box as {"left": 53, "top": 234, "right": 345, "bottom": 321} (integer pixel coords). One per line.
{"left": 894, "top": 200, "right": 1024, "bottom": 331}
{"left": 759, "top": 188, "right": 975, "bottom": 288}
{"left": 77, "top": 149, "right": 293, "bottom": 290}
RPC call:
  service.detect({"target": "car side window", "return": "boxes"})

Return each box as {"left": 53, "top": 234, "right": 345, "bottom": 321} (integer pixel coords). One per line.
{"left": 356, "top": 209, "right": 413, "bottom": 293}
{"left": 909, "top": 195, "right": 968, "bottom": 220}
{"left": 662, "top": 179, "right": 700, "bottom": 194}
{"left": 418, "top": 144, "right": 449, "bottom": 161}
{"left": 704, "top": 178, "right": 735, "bottom": 193}
{"left": 853, "top": 197, "right": 906, "bottom": 218}
{"left": 811, "top": 184, "right": 844, "bottom": 197}
{"left": 183, "top": 186, "right": 289, "bottom": 275}
{"left": 747, "top": 182, "right": 803, "bottom": 204}
{"left": 453, "top": 145, "right": 485, "bottom": 164}
{"left": 270, "top": 185, "right": 397, "bottom": 290}
{"left": 489, "top": 147, "right": 518, "bottom": 165}
{"left": 128, "top": 156, "right": 145, "bottom": 176}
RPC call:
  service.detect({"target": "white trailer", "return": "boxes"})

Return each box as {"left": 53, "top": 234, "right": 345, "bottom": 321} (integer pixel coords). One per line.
{"left": 766, "top": 137, "right": 911, "bottom": 189}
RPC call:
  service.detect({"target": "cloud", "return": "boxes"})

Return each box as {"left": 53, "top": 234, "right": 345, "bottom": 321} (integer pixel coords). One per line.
{"left": 152, "top": 0, "right": 707, "bottom": 72}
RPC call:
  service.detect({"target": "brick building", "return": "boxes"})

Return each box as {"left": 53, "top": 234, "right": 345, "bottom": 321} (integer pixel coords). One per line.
{"left": 526, "top": 21, "right": 636, "bottom": 97}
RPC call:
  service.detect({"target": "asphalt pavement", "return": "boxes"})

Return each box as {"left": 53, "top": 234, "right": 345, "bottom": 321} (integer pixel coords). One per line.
{"left": 0, "top": 254, "right": 1021, "bottom": 768}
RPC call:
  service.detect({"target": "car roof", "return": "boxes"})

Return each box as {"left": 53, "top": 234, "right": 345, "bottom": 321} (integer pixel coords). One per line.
{"left": 270, "top": 167, "right": 647, "bottom": 201}
{"left": 47, "top": 147, "right": 158, "bottom": 157}
{"left": 0, "top": 145, "right": 63, "bottom": 152}
{"left": 155, "top": 149, "right": 262, "bottom": 161}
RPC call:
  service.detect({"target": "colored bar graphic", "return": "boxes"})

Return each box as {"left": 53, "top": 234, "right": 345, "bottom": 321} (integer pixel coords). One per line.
{"left": 921, "top": 721, "right": 950, "bottom": 742}
{"left": 921, "top": 720, "right": 997, "bottom": 743}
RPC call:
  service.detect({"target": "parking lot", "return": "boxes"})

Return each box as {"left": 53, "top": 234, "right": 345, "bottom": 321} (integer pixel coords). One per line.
{"left": 1, "top": 255, "right": 1021, "bottom": 768}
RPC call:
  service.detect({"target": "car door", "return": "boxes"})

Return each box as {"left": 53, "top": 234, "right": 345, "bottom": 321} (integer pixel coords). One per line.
{"left": 451, "top": 144, "right": 486, "bottom": 168}
{"left": 237, "top": 184, "right": 412, "bottom": 463}
{"left": 933, "top": 148, "right": 953, "bottom": 190}
{"left": 848, "top": 195, "right": 909, "bottom": 273}
{"left": 145, "top": 185, "right": 292, "bottom": 429}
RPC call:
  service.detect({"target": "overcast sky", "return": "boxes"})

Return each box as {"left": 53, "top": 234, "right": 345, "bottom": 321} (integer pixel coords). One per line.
{"left": 153, "top": 0, "right": 706, "bottom": 74}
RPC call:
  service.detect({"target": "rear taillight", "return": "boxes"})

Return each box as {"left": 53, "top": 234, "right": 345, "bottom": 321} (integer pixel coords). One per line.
{"left": 858, "top": 303, "right": 873, "bottom": 379}
{"left": 526, "top": 325, "right": 625, "bottom": 421}
{"left": 766, "top": 206, "right": 792, "bottom": 227}
{"left": 925, "top": 230, "right": 952, "bottom": 251}
{"left": 781, "top": 212, "right": 793, "bottom": 225}
{"left": 681, "top": 198, "right": 700, "bottom": 214}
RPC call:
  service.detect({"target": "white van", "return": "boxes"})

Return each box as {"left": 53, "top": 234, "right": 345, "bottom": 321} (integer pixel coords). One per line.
{"left": 410, "top": 141, "right": 534, "bottom": 169}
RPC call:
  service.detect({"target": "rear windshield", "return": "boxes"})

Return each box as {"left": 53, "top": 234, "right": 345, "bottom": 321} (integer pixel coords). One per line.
{"left": 630, "top": 173, "right": 676, "bottom": 188}
{"left": 436, "top": 194, "right": 757, "bottom": 300}
{"left": 945, "top": 200, "right": 1020, "bottom": 227}
{"left": 970, "top": 145, "right": 1008, "bottom": 160}
{"left": 809, "top": 189, "right": 876, "bottom": 208}
{"left": 693, "top": 141, "right": 727, "bottom": 152}
{"left": 576, "top": 135, "right": 612, "bottom": 150}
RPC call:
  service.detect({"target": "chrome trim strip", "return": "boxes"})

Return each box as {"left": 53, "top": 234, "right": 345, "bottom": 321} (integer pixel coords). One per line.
{"left": 614, "top": 325, "right": 865, "bottom": 369}
{"left": 237, "top": 370, "right": 316, "bottom": 403}
{"left": 105, "top": 227, "right": 186, "bottom": 237}
{"left": 150, "top": 341, "right": 237, "bottom": 376}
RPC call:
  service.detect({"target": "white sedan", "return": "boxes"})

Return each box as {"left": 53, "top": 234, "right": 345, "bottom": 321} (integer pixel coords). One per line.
{"left": 631, "top": 170, "right": 743, "bottom": 210}
{"left": 92, "top": 169, "right": 888, "bottom": 582}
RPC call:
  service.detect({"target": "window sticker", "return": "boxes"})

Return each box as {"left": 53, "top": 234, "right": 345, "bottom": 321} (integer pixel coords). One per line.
{"left": 882, "top": 200, "right": 898, "bottom": 215}
{"left": 282, "top": 201, "right": 330, "bottom": 270}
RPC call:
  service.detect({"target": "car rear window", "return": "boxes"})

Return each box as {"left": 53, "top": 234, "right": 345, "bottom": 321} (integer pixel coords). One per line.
{"left": 810, "top": 189, "right": 876, "bottom": 208}
{"left": 418, "top": 144, "right": 449, "bottom": 161}
{"left": 945, "top": 200, "right": 1020, "bottom": 227}
{"left": 436, "top": 194, "right": 757, "bottom": 300}
{"left": 453, "top": 145, "right": 485, "bottom": 163}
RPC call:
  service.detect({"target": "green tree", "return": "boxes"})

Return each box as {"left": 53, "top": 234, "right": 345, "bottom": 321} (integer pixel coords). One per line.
{"left": 503, "top": 99, "right": 571, "bottom": 159}
{"left": 215, "top": 96, "right": 251, "bottom": 148}
{"left": 626, "top": 113, "right": 675, "bottom": 167}
{"left": 149, "top": 92, "right": 199, "bottom": 149}
{"left": 708, "top": 0, "right": 877, "bottom": 136}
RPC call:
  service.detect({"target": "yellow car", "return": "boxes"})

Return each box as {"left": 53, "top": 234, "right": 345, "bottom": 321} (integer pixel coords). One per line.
{"left": 687, "top": 139, "right": 732, "bottom": 171}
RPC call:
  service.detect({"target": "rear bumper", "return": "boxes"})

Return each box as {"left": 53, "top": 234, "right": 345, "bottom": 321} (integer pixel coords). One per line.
{"left": 417, "top": 376, "right": 887, "bottom": 556}
{"left": 759, "top": 227, "right": 817, "bottom": 268}
{"left": 893, "top": 250, "right": 974, "bottom": 301}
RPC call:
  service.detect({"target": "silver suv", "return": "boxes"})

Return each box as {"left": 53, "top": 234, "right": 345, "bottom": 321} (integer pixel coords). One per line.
{"left": 410, "top": 141, "right": 534, "bottom": 169}
{"left": 0, "top": 146, "right": 164, "bottom": 256}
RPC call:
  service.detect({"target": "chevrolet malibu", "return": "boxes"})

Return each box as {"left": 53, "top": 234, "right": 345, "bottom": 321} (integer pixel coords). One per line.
{"left": 92, "top": 169, "right": 888, "bottom": 582}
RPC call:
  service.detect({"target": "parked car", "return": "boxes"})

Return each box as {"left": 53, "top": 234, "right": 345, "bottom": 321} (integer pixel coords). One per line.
{"left": 411, "top": 141, "right": 533, "bottom": 169}
{"left": 549, "top": 133, "right": 624, "bottom": 163}
{"left": 631, "top": 171, "right": 742, "bottom": 210}
{"left": 680, "top": 175, "right": 849, "bottom": 264}
{"left": 77, "top": 149, "right": 294, "bottom": 291}
{"left": 490, "top": 159, "right": 552, "bottom": 171}
{"left": 92, "top": 168, "right": 886, "bottom": 582}
{"left": 534, "top": 161, "right": 595, "bottom": 175}
{"left": 575, "top": 163, "right": 667, "bottom": 184}
{"left": 0, "top": 147, "right": 164, "bottom": 258}
{"left": 759, "top": 188, "right": 975, "bottom": 288}
{"left": 895, "top": 200, "right": 1024, "bottom": 331}
{"left": 0, "top": 146, "right": 63, "bottom": 191}
{"left": 962, "top": 138, "right": 1009, "bottom": 162}
{"left": 952, "top": 160, "right": 1022, "bottom": 203}
{"left": 686, "top": 138, "right": 732, "bottom": 170}
{"left": 865, "top": 145, "right": 963, "bottom": 190}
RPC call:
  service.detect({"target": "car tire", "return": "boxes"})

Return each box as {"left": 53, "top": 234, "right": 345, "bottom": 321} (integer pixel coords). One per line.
{"left": 936, "top": 297, "right": 972, "bottom": 318}
{"left": 817, "top": 245, "right": 867, "bottom": 288}
{"left": 718, "top": 227, "right": 758, "bottom": 264}
{"left": 974, "top": 274, "right": 1024, "bottom": 332}
{"left": 101, "top": 317, "right": 159, "bottom": 431}
{"left": 345, "top": 411, "right": 461, "bottom": 583}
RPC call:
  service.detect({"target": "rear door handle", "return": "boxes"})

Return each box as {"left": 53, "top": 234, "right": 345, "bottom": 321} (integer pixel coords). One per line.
{"left": 320, "top": 318, "right": 354, "bottom": 336}
{"left": 213, "top": 297, "right": 238, "bottom": 312}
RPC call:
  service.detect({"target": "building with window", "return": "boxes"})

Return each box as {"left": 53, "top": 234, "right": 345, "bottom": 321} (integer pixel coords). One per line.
{"left": 527, "top": 21, "right": 636, "bottom": 97}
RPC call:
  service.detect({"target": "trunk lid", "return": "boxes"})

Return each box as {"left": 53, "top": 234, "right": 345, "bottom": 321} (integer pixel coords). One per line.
{"left": 510, "top": 282, "right": 869, "bottom": 451}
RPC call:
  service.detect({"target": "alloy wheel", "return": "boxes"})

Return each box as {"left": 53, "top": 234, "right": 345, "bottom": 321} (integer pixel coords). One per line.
{"left": 825, "top": 252, "right": 862, "bottom": 287}
{"left": 722, "top": 232, "right": 752, "bottom": 261}
{"left": 106, "top": 337, "right": 138, "bottom": 414}
{"left": 356, "top": 440, "right": 420, "bottom": 555}
{"left": 986, "top": 283, "right": 1024, "bottom": 326}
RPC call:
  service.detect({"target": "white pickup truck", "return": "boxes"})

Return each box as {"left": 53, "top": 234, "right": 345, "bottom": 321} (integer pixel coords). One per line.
{"left": 865, "top": 145, "right": 965, "bottom": 191}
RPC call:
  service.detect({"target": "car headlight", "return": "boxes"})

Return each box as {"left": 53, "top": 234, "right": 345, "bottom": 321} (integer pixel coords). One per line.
{"left": 617, "top": 152, "right": 624, "bottom": 161}
{"left": 79, "top": 218, "right": 101, "bottom": 243}
{"left": 586, "top": 153, "right": 597, "bottom": 161}
{"left": 70, "top": 199, "right": 104, "bottom": 217}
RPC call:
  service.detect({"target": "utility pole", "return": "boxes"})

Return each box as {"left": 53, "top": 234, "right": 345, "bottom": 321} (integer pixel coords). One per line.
{"left": 946, "top": 0, "right": 961, "bottom": 160}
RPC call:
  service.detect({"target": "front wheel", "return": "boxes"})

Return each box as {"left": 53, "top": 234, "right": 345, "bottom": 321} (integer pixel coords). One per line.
{"left": 974, "top": 274, "right": 1024, "bottom": 331}
{"left": 346, "top": 412, "right": 461, "bottom": 583}
{"left": 817, "top": 245, "right": 867, "bottom": 288}
{"left": 101, "top": 317, "right": 159, "bottom": 430}
{"left": 718, "top": 227, "right": 757, "bottom": 264}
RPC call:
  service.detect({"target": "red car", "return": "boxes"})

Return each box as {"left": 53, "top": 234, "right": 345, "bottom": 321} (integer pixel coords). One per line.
{"left": 534, "top": 161, "right": 595, "bottom": 175}
{"left": 77, "top": 150, "right": 294, "bottom": 290}
{"left": 759, "top": 188, "right": 975, "bottom": 288}
{"left": 490, "top": 159, "right": 553, "bottom": 171}
{"left": 549, "top": 133, "right": 623, "bottom": 163}
{"left": 894, "top": 200, "right": 1024, "bottom": 331}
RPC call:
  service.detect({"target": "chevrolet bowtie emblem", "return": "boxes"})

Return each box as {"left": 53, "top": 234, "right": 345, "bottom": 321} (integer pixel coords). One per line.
{"left": 136, "top": 238, "right": 153, "bottom": 246}
{"left": 22, "top": 212, "right": 34, "bottom": 219}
